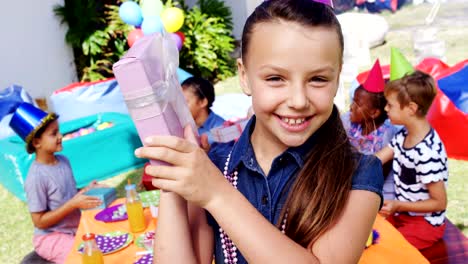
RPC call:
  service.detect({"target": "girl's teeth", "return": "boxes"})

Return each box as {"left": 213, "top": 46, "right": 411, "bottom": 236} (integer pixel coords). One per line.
{"left": 282, "top": 117, "right": 305, "bottom": 126}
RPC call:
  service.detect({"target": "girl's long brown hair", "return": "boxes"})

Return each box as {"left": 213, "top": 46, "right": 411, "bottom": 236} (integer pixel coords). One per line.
{"left": 282, "top": 106, "right": 356, "bottom": 247}
{"left": 242, "top": 0, "right": 357, "bottom": 247}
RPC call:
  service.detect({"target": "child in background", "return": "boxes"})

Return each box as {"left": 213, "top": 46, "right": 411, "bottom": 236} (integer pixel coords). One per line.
{"left": 376, "top": 71, "right": 448, "bottom": 250}
{"left": 9, "top": 103, "right": 103, "bottom": 263}
{"left": 137, "top": 1, "right": 383, "bottom": 263}
{"left": 342, "top": 59, "right": 398, "bottom": 200}
{"left": 181, "top": 77, "right": 225, "bottom": 143}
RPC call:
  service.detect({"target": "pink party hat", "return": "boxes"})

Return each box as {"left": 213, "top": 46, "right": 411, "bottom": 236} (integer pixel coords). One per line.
{"left": 358, "top": 59, "right": 385, "bottom": 93}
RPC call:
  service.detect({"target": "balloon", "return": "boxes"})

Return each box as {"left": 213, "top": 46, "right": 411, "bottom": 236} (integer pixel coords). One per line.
{"left": 170, "top": 33, "right": 183, "bottom": 50}
{"left": 141, "top": 16, "right": 164, "bottom": 35}
{"left": 161, "top": 7, "right": 185, "bottom": 33}
{"left": 141, "top": 0, "right": 164, "bottom": 17}
{"left": 175, "top": 31, "right": 185, "bottom": 44}
{"left": 127, "top": 28, "right": 144, "bottom": 47}
{"left": 119, "top": 1, "right": 143, "bottom": 27}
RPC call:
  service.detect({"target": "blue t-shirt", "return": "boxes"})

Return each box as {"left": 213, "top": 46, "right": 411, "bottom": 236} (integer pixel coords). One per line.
{"left": 207, "top": 117, "right": 384, "bottom": 264}
{"left": 198, "top": 111, "right": 225, "bottom": 143}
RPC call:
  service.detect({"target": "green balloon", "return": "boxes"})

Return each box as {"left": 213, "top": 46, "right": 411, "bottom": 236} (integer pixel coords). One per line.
{"left": 141, "top": 0, "right": 164, "bottom": 18}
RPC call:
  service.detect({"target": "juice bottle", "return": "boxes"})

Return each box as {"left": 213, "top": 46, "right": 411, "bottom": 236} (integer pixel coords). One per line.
{"left": 125, "top": 183, "right": 146, "bottom": 232}
{"left": 81, "top": 233, "right": 104, "bottom": 264}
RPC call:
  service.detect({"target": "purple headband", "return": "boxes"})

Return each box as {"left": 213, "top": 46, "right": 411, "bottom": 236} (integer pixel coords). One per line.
{"left": 314, "top": 0, "right": 334, "bottom": 8}
{"left": 264, "top": 0, "right": 334, "bottom": 8}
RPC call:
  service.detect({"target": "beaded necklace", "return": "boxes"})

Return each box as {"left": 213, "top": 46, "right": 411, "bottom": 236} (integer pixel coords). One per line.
{"left": 220, "top": 152, "right": 288, "bottom": 264}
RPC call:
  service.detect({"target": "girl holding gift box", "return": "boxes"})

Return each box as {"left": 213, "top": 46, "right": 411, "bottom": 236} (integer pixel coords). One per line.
{"left": 136, "top": 0, "right": 383, "bottom": 263}
{"left": 9, "top": 103, "right": 103, "bottom": 263}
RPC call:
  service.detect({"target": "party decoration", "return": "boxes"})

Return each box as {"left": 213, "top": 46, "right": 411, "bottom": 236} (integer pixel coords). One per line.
{"left": 119, "top": 1, "right": 143, "bottom": 27}
{"left": 170, "top": 33, "right": 183, "bottom": 50}
{"left": 128, "top": 28, "right": 144, "bottom": 47}
{"left": 141, "top": 0, "right": 164, "bottom": 17}
{"left": 390, "top": 47, "right": 414, "bottom": 81}
{"left": 175, "top": 31, "right": 185, "bottom": 44}
{"left": 160, "top": 7, "right": 185, "bottom": 33}
{"left": 360, "top": 59, "right": 385, "bottom": 93}
{"left": 141, "top": 16, "right": 164, "bottom": 35}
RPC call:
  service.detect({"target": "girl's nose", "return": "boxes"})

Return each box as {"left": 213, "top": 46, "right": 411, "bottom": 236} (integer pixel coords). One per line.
{"left": 287, "top": 83, "right": 308, "bottom": 110}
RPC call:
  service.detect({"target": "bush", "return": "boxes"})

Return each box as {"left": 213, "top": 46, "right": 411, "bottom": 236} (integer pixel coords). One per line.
{"left": 179, "top": 5, "right": 236, "bottom": 82}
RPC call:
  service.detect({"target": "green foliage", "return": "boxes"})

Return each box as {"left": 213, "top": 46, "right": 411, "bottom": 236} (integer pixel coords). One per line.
{"left": 180, "top": 5, "right": 235, "bottom": 82}
{"left": 54, "top": 1, "right": 130, "bottom": 82}
{"left": 198, "top": 0, "right": 233, "bottom": 30}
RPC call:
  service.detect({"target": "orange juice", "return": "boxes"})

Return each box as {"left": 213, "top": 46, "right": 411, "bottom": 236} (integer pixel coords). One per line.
{"left": 127, "top": 200, "right": 146, "bottom": 232}
{"left": 82, "top": 250, "right": 104, "bottom": 264}
{"left": 81, "top": 233, "right": 104, "bottom": 264}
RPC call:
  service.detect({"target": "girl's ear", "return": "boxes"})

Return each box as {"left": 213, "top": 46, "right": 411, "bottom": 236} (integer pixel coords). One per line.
{"left": 370, "top": 108, "right": 381, "bottom": 120}
{"left": 199, "top": 97, "right": 208, "bottom": 108}
{"left": 237, "top": 58, "right": 251, "bottom": 96}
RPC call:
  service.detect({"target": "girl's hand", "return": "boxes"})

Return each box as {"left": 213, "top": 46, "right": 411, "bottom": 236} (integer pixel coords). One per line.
{"left": 135, "top": 125, "right": 227, "bottom": 208}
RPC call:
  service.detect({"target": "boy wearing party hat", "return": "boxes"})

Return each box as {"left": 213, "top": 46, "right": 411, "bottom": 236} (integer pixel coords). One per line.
{"left": 9, "top": 103, "right": 102, "bottom": 263}
{"left": 376, "top": 48, "right": 448, "bottom": 250}
{"left": 342, "top": 59, "right": 399, "bottom": 200}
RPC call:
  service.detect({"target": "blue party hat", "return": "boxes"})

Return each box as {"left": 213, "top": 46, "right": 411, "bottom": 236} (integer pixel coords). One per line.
{"left": 9, "top": 103, "right": 58, "bottom": 147}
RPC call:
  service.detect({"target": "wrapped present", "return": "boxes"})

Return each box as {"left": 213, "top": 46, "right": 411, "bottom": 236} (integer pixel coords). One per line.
{"left": 113, "top": 33, "right": 197, "bottom": 166}
{"left": 85, "top": 188, "right": 117, "bottom": 210}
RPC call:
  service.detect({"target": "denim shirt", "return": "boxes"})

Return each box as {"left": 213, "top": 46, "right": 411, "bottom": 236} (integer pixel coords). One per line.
{"left": 207, "top": 116, "right": 384, "bottom": 264}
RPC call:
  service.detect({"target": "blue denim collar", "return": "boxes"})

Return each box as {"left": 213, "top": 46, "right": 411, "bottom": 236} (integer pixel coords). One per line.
{"left": 227, "top": 116, "right": 318, "bottom": 175}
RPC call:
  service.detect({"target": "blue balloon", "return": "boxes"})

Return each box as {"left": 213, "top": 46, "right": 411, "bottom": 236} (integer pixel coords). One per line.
{"left": 141, "top": 16, "right": 164, "bottom": 35}
{"left": 119, "top": 1, "right": 143, "bottom": 27}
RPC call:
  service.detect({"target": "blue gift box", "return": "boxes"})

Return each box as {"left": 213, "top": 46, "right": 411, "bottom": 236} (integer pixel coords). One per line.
{"left": 84, "top": 187, "right": 117, "bottom": 209}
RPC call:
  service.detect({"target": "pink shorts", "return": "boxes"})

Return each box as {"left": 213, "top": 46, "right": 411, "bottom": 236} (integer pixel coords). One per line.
{"left": 387, "top": 213, "right": 446, "bottom": 250}
{"left": 33, "top": 232, "right": 75, "bottom": 264}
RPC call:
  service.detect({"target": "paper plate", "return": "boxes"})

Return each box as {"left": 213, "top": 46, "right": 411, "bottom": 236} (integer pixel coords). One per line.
{"left": 78, "top": 231, "right": 133, "bottom": 255}
{"left": 140, "top": 190, "right": 160, "bottom": 208}
{"left": 95, "top": 203, "right": 127, "bottom": 222}
{"left": 135, "top": 231, "right": 155, "bottom": 251}
{"left": 134, "top": 253, "right": 153, "bottom": 264}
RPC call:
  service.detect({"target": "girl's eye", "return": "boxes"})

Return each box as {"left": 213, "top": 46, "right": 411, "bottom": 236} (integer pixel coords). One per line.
{"left": 309, "top": 76, "right": 328, "bottom": 83}
{"left": 266, "top": 76, "right": 282, "bottom": 82}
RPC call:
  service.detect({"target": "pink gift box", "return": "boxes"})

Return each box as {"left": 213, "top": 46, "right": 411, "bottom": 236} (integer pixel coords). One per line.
{"left": 113, "top": 33, "right": 197, "bottom": 165}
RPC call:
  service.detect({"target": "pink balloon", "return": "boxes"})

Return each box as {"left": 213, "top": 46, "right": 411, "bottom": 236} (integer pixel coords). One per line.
{"left": 170, "top": 33, "right": 183, "bottom": 51}
{"left": 127, "top": 28, "right": 144, "bottom": 47}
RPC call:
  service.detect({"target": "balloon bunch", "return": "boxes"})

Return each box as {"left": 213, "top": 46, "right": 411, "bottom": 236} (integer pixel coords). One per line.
{"left": 119, "top": 0, "right": 185, "bottom": 50}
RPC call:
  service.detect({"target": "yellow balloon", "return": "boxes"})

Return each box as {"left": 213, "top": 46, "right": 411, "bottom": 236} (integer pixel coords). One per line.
{"left": 161, "top": 7, "right": 184, "bottom": 33}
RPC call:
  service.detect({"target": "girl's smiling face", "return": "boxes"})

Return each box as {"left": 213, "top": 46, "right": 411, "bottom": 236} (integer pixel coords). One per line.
{"left": 238, "top": 20, "right": 342, "bottom": 151}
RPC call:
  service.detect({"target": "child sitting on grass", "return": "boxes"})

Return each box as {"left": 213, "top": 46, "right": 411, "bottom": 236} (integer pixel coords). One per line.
{"left": 376, "top": 71, "right": 448, "bottom": 250}
{"left": 10, "top": 103, "right": 103, "bottom": 263}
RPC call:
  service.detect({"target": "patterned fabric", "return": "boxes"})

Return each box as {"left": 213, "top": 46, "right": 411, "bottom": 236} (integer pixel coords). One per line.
{"left": 342, "top": 112, "right": 397, "bottom": 155}
{"left": 389, "top": 128, "right": 449, "bottom": 226}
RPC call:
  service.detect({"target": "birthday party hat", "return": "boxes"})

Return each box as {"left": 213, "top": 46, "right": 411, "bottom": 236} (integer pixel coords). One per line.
{"left": 390, "top": 47, "right": 414, "bottom": 81}
{"left": 359, "top": 59, "right": 385, "bottom": 93}
{"left": 9, "top": 103, "right": 58, "bottom": 148}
